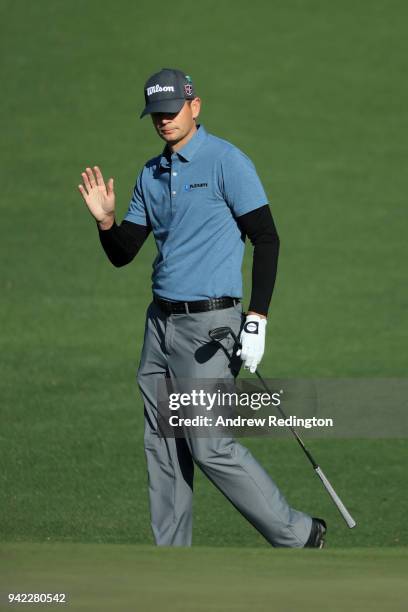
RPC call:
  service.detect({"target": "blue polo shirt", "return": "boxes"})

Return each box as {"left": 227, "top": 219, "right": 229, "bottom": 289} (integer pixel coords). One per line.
{"left": 124, "top": 125, "right": 268, "bottom": 301}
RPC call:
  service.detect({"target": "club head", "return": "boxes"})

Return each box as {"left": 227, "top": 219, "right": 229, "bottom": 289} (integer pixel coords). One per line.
{"left": 209, "top": 326, "right": 232, "bottom": 343}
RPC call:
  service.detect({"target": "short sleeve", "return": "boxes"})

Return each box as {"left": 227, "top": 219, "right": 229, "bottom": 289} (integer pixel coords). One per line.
{"left": 219, "top": 147, "right": 268, "bottom": 217}
{"left": 124, "top": 170, "right": 149, "bottom": 226}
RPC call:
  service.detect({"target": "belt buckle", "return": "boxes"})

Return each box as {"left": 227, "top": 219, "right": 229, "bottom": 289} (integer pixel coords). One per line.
{"left": 184, "top": 302, "right": 190, "bottom": 314}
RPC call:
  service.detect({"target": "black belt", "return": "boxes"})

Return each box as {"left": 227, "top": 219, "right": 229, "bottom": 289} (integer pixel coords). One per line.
{"left": 153, "top": 295, "right": 241, "bottom": 315}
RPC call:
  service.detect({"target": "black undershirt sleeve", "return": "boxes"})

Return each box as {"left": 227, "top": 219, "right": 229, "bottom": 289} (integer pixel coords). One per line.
{"left": 236, "top": 205, "right": 280, "bottom": 316}
{"left": 98, "top": 220, "right": 151, "bottom": 267}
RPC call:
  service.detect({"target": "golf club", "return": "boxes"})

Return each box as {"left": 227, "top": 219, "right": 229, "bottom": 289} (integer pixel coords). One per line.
{"left": 209, "top": 326, "right": 357, "bottom": 529}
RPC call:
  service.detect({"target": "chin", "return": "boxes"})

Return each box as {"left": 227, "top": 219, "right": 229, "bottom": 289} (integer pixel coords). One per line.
{"left": 161, "top": 133, "right": 181, "bottom": 144}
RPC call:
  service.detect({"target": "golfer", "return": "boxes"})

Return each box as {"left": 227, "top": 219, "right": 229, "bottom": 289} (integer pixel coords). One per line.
{"left": 78, "top": 68, "right": 326, "bottom": 548}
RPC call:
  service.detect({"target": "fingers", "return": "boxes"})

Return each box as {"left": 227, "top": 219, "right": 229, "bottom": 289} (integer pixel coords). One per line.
{"left": 79, "top": 167, "right": 97, "bottom": 194}
{"left": 79, "top": 166, "right": 107, "bottom": 198}
{"left": 93, "top": 165, "right": 105, "bottom": 187}
{"left": 77, "top": 183, "right": 88, "bottom": 202}
{"left": 246, "top": 360, "right": 258, "bottom": 373}
{"left": 81, "top": 170, "right": 92, "bottom": 193}
{"left": 244, "top": 355, "right": 257, "bottom": 373}
{"left": 239, "top": 347, "right": 261, "bottom": 372}
{"left": 86, "top": 167, "right": 97, "bottom": 188}
{"left": 107, "top": 177, "right": 114, "bottom": 196}
{"left": 249, "top": 361, "right": 257, "bottom": 374}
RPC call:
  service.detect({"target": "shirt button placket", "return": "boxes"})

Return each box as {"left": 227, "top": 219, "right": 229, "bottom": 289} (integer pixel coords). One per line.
{"left": 170, "top": 161, "right": 178, "bottom": 214}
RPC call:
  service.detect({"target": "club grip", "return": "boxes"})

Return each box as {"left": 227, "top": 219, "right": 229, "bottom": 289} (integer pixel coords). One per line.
{"left": 315, "top": 466, "right": 356, "bottom": 529}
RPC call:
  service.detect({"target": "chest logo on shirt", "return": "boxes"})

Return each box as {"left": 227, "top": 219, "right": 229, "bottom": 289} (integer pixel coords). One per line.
{"left": 184, "top": 182, "right": 208, "bottom": 191}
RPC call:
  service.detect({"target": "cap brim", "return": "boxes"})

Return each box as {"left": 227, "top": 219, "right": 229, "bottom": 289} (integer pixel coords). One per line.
{"left": 140, "top": 98, "right": 185, "bottom": 118}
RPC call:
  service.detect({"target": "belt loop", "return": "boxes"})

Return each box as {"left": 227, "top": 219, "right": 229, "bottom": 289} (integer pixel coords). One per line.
{"left": 184, "top": 302, "right": 189, "bottom": 314}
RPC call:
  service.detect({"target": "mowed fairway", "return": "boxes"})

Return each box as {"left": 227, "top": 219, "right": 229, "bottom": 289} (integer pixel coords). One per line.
{"left": 1, "top": 544, "right": 407, "bottom": 612}
{"left": 0, "top": 0, "right": 407, "bottom": 595}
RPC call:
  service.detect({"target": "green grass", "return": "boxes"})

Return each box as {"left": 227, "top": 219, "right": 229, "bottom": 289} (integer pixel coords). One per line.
{"left": 1, "top": 543, "right": 407, "bottom": 612}
{"left": 0, "top": 0, "right": 407, "bottom": 552}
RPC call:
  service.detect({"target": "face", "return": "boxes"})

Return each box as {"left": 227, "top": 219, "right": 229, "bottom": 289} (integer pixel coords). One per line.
{"left": 151, "top": 98, "right": 201, "bottom": 146}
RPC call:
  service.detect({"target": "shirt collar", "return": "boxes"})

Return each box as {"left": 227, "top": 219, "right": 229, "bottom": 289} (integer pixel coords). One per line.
{"left": 159, "top": 124, "right": 207, "bottom": 168}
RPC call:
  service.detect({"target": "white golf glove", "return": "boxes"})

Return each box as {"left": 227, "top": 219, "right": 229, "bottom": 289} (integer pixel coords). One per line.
{"left": 236, "top": 314, "right": 267, "bottom": 373}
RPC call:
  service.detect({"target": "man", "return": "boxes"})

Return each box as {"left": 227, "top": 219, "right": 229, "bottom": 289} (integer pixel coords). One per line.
{"left": 78, "top": 68, "right": 326, "bottom": 548}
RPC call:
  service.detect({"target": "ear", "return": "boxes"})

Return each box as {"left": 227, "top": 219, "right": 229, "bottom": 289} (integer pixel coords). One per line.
{"left": 191, "top": 97, "right": 201, "bottom": 120}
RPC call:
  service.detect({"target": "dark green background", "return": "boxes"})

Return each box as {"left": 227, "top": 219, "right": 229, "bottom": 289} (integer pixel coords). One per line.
{"left": 1, "top": 0, "right": 407, "bottom": 551}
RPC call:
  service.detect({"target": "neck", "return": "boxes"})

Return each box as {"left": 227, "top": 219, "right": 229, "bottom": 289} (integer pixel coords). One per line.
{"left": 169, "top": 123, "right": 198, "bottom": 153}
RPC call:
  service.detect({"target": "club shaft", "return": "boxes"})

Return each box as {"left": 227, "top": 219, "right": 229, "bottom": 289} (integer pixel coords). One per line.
{"left": 254, "top": 371, "right": 319, "bottom": 468}
{"left": 222, "top": 328, "right": 356, "bottom": 529}
{"left": 315, "top": 466, "right": 356, "bottom": 528}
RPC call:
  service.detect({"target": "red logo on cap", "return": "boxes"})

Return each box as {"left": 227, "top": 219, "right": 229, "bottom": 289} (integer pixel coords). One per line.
{"left": 184, "top": 84, "right": 193, "bottom": 96}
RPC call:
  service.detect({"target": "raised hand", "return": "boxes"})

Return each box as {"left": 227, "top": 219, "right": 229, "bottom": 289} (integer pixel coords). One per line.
{"left": 78, "top": 166, "right": 115, "bottom": 229}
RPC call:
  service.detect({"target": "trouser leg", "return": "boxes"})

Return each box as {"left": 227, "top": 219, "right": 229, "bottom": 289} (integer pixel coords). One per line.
{"left": 167, "top": 303, "right": 312, "bottom": 547}
{"left": 186, "top": 435, "right": 311, "bottom": 547}
{"left": 137, "top": 303, "right": 194, "bottom": 546}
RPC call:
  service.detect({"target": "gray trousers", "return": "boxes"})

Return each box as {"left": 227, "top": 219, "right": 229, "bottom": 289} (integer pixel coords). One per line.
{"left": 137, "top": 300, "right": 312, "bottom": 547}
